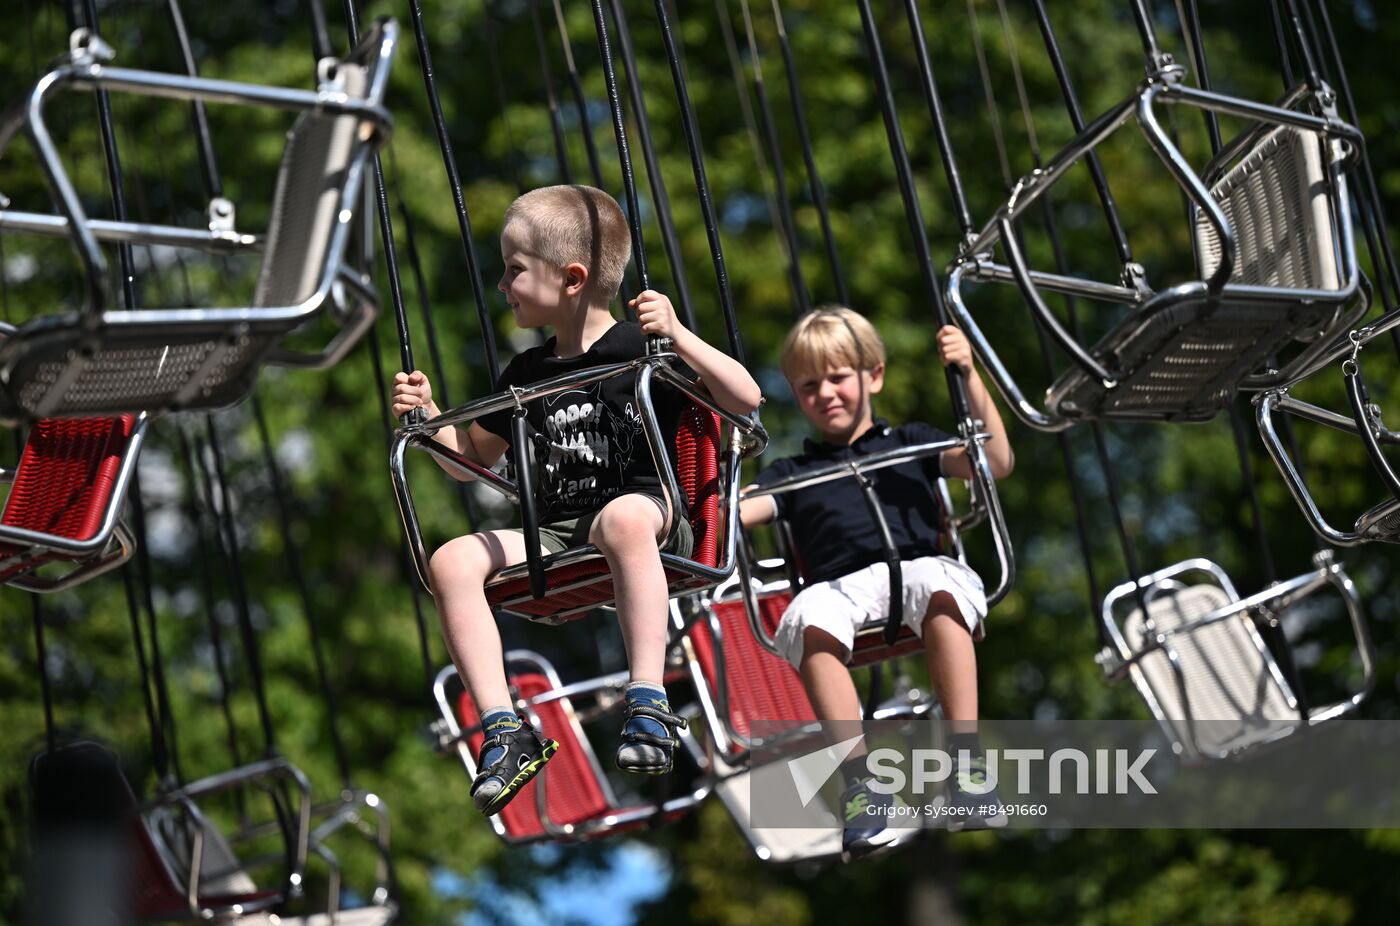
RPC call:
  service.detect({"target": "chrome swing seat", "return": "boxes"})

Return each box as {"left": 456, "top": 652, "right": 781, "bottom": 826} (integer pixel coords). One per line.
{"left": 948, "top": 70, "right": 1369, "bottom": 432}
{"left": 0, "top": 20, "right": 399, "bottom": 422}
{"left": 1097, "top": 554, "right": 1374, "bottom": 761}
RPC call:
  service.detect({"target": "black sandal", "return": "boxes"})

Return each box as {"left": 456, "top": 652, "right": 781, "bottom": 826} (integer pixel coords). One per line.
{"left": 615, "top": 702, "right": 688, "bottom": 775}
{"left": 471, "top": 719, "right": 559, "bottom": 816}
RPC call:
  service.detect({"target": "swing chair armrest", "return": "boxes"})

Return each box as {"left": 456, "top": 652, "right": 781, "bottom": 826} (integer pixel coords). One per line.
{"left": 946, "top": 261, "right": 1078, "bottom": 433}
{"left": 652, "top": 361, "right": 769, "bottom": 455}
{"left": 52, "top": 63, "right": 394, "bottom": 137}
{"left": 0, "top": 320, "right": 16, "bottom": 340}
{"left": 1155, "top": 82, "right": 1363, "bottom": 149}
{"left": 962, "top": 91, "right": 1142, "bottom": 259}
{"left": 1265, "top": 391, "right": 1400, "bottom": 446}
{"left": 409, "top": 360, "right": 639, "bottom": 434}
{"left": 741, "top": 439, "right": 969, "bottom": 500}
{"left": 1255, "top": 390, "right": 1369, "bottom": 546}
{"left": 0, "top": 211, "right": 261, "bottom": 255}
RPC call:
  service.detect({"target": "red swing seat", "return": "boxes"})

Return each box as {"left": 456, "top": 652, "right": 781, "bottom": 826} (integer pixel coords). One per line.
{"left": 0, "top": 414, "right": 145, "bottom": 591}
{"left": 441, "top": 652, "right": 700, "bottom": 845}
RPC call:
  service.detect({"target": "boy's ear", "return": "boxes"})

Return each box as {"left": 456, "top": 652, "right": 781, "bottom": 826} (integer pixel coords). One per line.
{"left": 867, "top": 363, "right": 886, "bottom": 394}
{"left": 564, "top": 261, "right": 590, "bottom": 295}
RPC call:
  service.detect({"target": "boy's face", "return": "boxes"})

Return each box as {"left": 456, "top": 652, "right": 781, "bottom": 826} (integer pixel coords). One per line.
{"left": 498, "top": 220, "right": 576, "bottom": 327}
{"left": 790, "top": 363, "right": 884, "bottom": 442}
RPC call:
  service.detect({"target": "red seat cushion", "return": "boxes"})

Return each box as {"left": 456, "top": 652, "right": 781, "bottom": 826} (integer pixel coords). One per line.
{"left": 0, "top": 416, "right": 134, "bottom": 581}
{"left": 689, "top": 592, "right": 816, "bottom": 755}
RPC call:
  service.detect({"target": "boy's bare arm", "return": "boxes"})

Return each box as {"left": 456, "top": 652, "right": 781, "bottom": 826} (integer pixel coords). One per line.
{"left": 933, "top": 326, "right": 1015, "bottom": 481}
{"left": 739, "top": 492, "right": 777, "bottom": 529}
{"left": 392, "top": 371, "right": 510, "bottom": 480}
{"left": 631, "top": 290, "right": 763, "bottom": 417}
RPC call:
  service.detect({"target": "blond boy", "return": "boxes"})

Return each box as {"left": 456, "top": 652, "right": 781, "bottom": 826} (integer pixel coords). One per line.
{"left": 739, "top": 307, "right": 1013, "bottom": 855}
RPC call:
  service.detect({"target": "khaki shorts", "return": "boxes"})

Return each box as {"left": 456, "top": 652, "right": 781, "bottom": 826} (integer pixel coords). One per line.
{"left": 513, "top": 493, "right": 695, "bottom": 559}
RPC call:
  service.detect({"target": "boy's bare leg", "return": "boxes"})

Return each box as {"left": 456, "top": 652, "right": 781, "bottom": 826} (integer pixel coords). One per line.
{"left": 800, "top": 627, "right": 865, "bottom": 753}
{"left": 920, "top": 592, "right": 978, "bottom": 732}
{"left": 589, "top": 494, "right": 669, "bottom": 685}
{"left": 429, "top": 529, "right": 531, "bottom": 712}
{"left": 591, "top": 493, "right": 686, "bottom": 771}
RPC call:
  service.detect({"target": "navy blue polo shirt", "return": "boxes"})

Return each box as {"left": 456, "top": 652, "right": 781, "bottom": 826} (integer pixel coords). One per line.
{"left": 750, "top": 420, "right": 952, "bottom": 585}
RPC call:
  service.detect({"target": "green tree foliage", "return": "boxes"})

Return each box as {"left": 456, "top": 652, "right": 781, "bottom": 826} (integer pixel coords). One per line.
{"left": 2, "top": 0, "right": 1398, "bottom": 923}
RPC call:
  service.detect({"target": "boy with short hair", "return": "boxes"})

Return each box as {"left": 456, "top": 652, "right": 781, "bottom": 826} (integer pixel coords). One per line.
{"left": 739, "top": 307, "right": 1014, "bottom": 857}
{"left": 393, "top": 185, "right": 761, "bottom": 816}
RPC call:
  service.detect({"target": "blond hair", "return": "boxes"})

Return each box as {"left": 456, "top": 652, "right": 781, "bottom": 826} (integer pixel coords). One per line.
{"left": 503, "top": 185, "right": 632, "bottom": 303}
{"left": 780, "top": 306, "right": 887, "bottom": 382}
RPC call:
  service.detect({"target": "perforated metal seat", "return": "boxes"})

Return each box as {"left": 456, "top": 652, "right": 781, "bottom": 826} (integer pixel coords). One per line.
{"left": 0, "top": 414, "right": 147, "bottom": 592}
{"left": 0, "top": 21, "right": 398, "bottom": 421}
{"left": 948, "top": 79, "right": 1366, "bottom": 432}
{"left": 1046, "top": 285, "right": 1353, "bottom": 423}
{"left": 687, "top": 591, "right": 816, "bottom": 759}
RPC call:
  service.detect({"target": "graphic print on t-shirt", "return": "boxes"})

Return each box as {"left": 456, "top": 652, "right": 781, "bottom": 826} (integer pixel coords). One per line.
{"left": 537, "top": 385, "right": 644, "bottom": 512}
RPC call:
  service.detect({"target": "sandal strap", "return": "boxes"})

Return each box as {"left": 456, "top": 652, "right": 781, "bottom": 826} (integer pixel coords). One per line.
{"left": 620, "top": 729, "right": 680, "bottom": 749}
{"left": 624, "top": 702, "right": 689, "bottom": 731}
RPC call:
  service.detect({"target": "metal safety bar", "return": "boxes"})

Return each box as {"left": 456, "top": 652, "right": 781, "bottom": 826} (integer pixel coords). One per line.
{"left": 390, "top": 353, "right": 766, "bottom": 606}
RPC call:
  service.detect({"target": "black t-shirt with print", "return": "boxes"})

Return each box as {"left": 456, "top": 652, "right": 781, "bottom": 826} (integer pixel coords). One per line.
{"left": 477, "top": 321, "right": 695, "bottom": 523}
{"left": 751, "top": 420, "right": 952, "bottom": 585}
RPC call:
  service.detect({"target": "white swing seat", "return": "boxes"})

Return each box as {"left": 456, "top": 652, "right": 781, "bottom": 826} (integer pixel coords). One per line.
{"left": 1101, "top": 556, "right": 1375, "bottom": 760}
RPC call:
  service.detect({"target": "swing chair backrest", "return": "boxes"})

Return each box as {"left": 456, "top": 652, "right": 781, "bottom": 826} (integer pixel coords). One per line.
{"left": 1121, "top": 581, "right": 1299, "bottom": 759}
{"left": 0, "top": 20, "right": 398, "bottom": 421}
{"left": 0, "top": 414, "right": 145, "bottom": 591}
{"left": 949, "top": 80, "right": 1366, "bottom": 433}
{"left": 253, "top": 64, "right": 369, "bottom": 313}
{"left": 1194, "top": 125, "right": 1343, "bottom": 293}
{"left": 686, "top": 585, "right": 815, "bottom": 760}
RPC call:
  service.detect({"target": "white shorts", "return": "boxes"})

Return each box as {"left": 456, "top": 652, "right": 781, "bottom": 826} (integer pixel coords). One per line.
{"left": 775, "top": 556, "right": 987, "bottom": 669}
